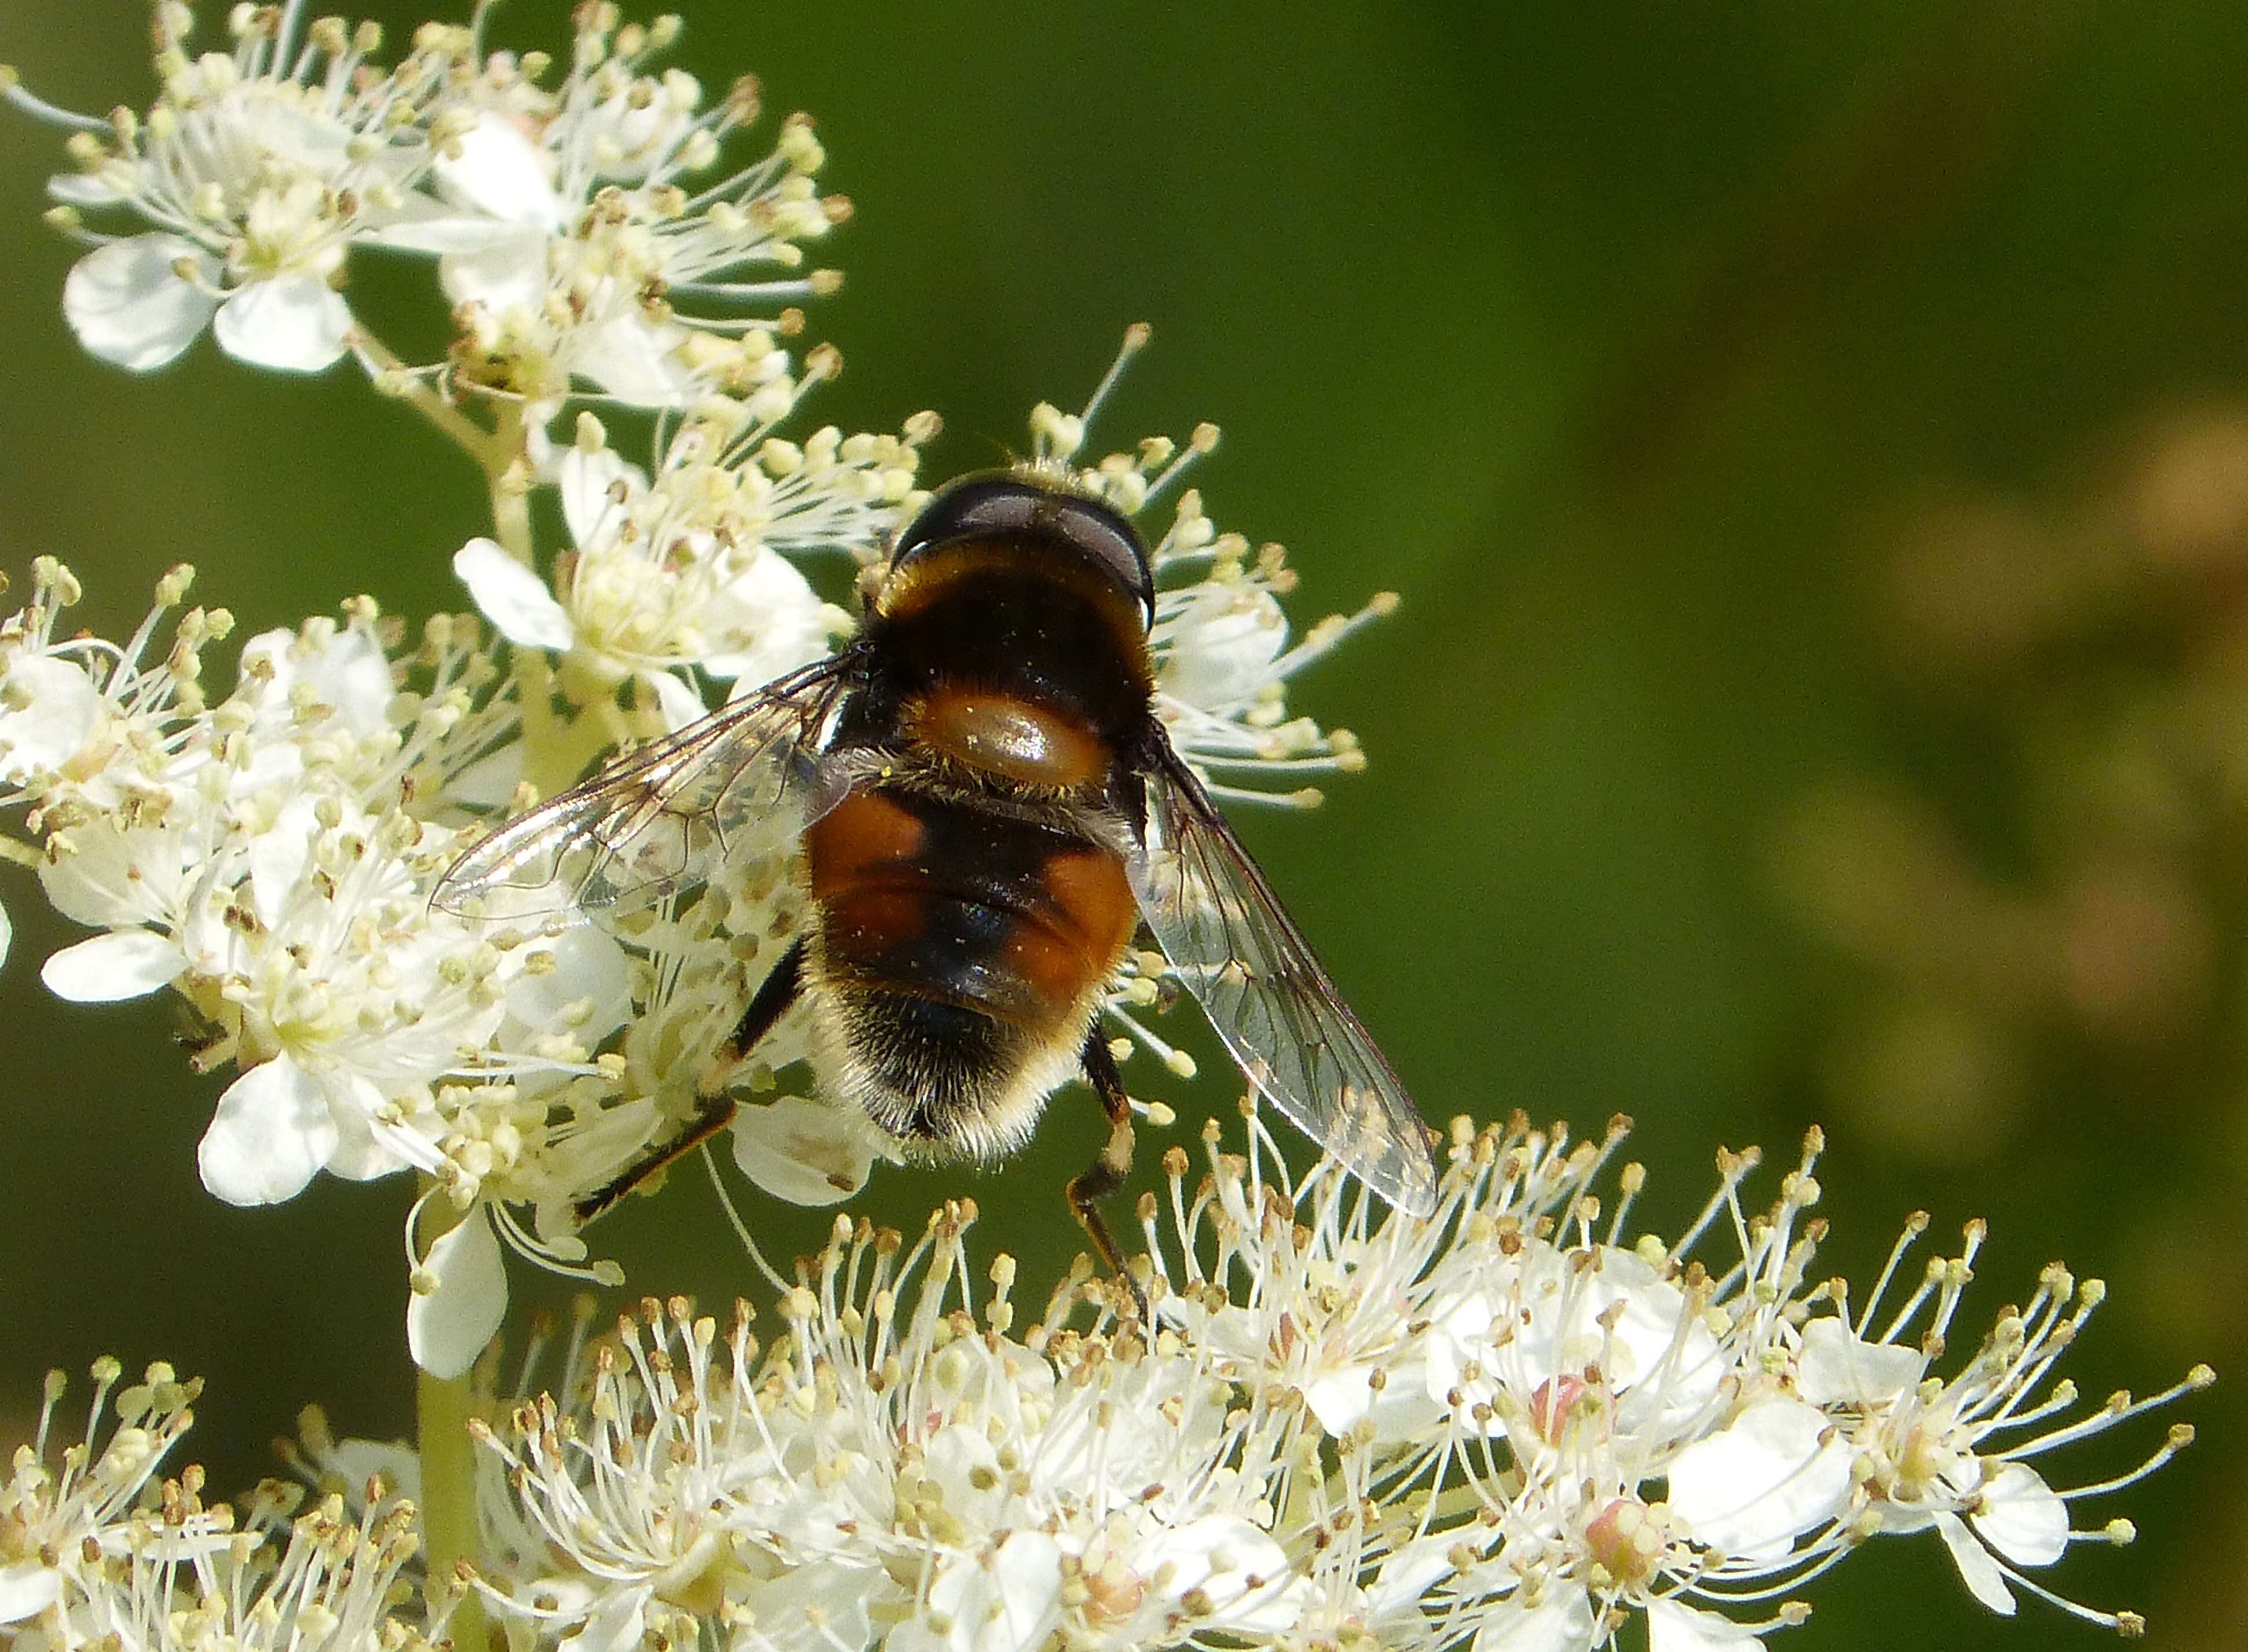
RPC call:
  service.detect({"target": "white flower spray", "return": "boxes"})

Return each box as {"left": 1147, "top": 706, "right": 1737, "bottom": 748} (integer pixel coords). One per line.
{"left": 0, "top": 5, "right": 2209, "bottom": 1650}
{"left": 0, "top": 1117, "right": 2201, "bottom": 1652}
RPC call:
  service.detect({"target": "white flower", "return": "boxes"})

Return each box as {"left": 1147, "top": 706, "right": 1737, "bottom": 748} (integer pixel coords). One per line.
{"left": 444, "top": 1116, "right": 2204, "bottom": 1652}
{"left": 79, "top": 1476, "right": 432, "bottom": 1652}
{"left": 32, "top": 6, "right": 463, "bottom": 372}
{"left": 386, "top": 9, "right": 849, "bottom": 422}
{"left": 13, "top": 600, "right": 548, "bottom": 1200}
{"left": 0, "top": 575, "right": 630, "bottom": 1364}
{"left": 0, "top": 544, "right": 910, "bottom": 1373}
{"left": 0, "top": 1359, "right": 221, "bottom": 1628}
{"left": 0, "top": 1130, "right": 2198, "bottom": 1652}
{"left": 475, "top": 1209, "right": 1315, "bottom": 1652}
{"left": 1788, "top": 1228, "right": 2207, "bottom": 1622}
{"left": 0, "top": 1364, "right": 437, "bottom": 1652}
{"left": 453, "top": 407, "right": 929, "bottom": 718}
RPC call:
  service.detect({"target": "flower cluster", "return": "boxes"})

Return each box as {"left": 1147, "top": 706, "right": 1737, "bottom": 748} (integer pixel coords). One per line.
{"left": 23, "top": 1, "right": 841, "bottom": 413}
{"left": 0, "top": 1358, "right": 437, "bottom": 1652}
{"left": 0, "top": 1120, "right": 2198, "bottom": 1652}
{"left": 461, "top": 1114, "right": 2203, "bottom": 1652}
{"left": 455, "top": 403, "right": 925, "bottom": 730}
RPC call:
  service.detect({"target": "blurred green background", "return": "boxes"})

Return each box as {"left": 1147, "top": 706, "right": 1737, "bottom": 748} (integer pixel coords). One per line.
{"left": 2, "top": 2, "right": 2245, "bottom": 1646}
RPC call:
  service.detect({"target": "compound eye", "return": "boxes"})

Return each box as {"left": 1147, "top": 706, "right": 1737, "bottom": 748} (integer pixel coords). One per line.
{"left": 892, "top": 475, "right": 1045, "bottom": 563}
{"left": 894, "top": 473, "right": 1156, "bottom": 626}
{"left": 1047, "top": 494, "right": 1156, "bottom": 626}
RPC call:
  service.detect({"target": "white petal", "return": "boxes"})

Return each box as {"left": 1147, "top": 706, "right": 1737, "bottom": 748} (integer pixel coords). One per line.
{"left": 1667, "top": 1397, "right": 1851, "bottom": 1560}
{"left": 1136, "top": 1516, "right": 1299, "bottom": 1632}
{"left": 556, "top": 1589, "right": 645, "bottom": 1652}
{"left": 922, "top": 1423, "right": 1004, "bottom": 1527}
{"left": 1365, "top": 1537, "right": 1456, "bottom": 1621}
{"left": 1471, "top": 1587, "right": 1598, "bottom": 1652}
{"left": 558, "top": 444, "right": 646, "bottom": 549}
{"left": 0, "top": 653, "right": 103, "bottom": 780}
{"left": 39, "top": 823, "right": 181, "bottom": 929}
{"left": 445, "top": 743, "right": 525, "bottom": 810}
{"left": 432, "top": 115, "right": 564, "bottom": 231}
{"left": 701, "top": 554, "right": 835, "bottom": 686}
{"left": 324, "top": 1080, "right": 411, "bottom": 1182}
{"left": 1936, "top": 1511, "right": 2017, "bottom": 1614}
{"left": 437, "top": 234, "right": 550, "bottom": 312}
{"left": 732, "top": 1096, "right": 877, "bottom": 1206}
{"left": 363, "top": 192, "right": 536, "bottom": 255}
{"left": 212, "top": 276, "right": 351, "bottom": 372}
{"left": 507, "top": 928, "right": 633, "bottom": 1043}
{"left": 734, "top": 1563, "right": 880, "bottom": 1652}
{"left": 62, "top": 234, "right": 220, "bottom": 370}
{"left": 1303, "top": 1365, "right": 1377, "bottom": 1435}
{"left": 198, "top": 1056, "right": 338, "bottom": 1206}
{"left": 578, "top": 91, "right": 695, "bottom": 185}
{"left": 1646, "top": 1600, "right": 1764, "bottom": 1652}
{"left": 247, "top": 799, "right": 320, "bottom": 927}
{"left": 645, "top": 669, "right": 708, "bottom": 732}
{"left": 0, "top": 901, "right": 12, "bottom": 971}
{"left": 924, "top": 1532, "right": 1062, "bottom": 1652}
{"left": 1971, "top": 1462, "right": 2068, "bottom": 1567}
{"left": 329, "top": 1439, "right": 420, "bottom": 1503}
{"left": 571, "top": 312, "right": 698, "bottom": 406}
{"left": 454, "top": 538, "right": 574, "bottom": 650}
{"left": 297, "top": 623, "right": 396, "bottom": 737}
{"left": 1158, "top": 584, "right": 1287, "bottom": 711}
{"left": 0, "top": 1560, "right": 63, "bottom": 1624}
{"left": 408, "top": 1210, "right": 508, "bottom": 1379}
{"left": 1796, "top": 1318, "right": 1928, "bottom": 1407}
{"left": 41, "top": 930, "right": 182, "bottom": 1002}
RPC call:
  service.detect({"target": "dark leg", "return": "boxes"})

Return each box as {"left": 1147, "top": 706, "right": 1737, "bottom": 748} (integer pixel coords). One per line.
{"left": 1066, "top": 1026, "right": 1141, "bottom": 1311}
{"left": 574, "top": 938, "right": 807, "bottom": 1225}
{"left": 703, "top": 937, "right": 810, "bottom": 1090}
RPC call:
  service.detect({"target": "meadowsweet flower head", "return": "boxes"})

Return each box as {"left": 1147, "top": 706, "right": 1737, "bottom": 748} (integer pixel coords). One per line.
{"left": 453, "top": 402, "right": 935, "bottom": 721}
{"left": 388, "top": 4, "right": 849, "bottom": 427}
{"left": 0, "top": 1359, "right": 217, "bottom": 1629}
{"left": 22, "top": 4, "right": 466, "bottom": 371}
{"left": 438, "top": 1112, "right": 2203, "bottom": 1652}
{"left": 0, "top": 1364, "right": 438, "bottom": 1652}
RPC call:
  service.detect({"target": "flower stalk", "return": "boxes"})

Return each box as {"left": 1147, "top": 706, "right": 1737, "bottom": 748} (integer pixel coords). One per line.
{"left": 416, "top": 1350, "right": 489, "bottom": 1652}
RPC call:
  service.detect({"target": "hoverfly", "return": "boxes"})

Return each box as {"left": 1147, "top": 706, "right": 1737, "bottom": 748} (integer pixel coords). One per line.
{"left": 435, "top": 471, "right": 1436, "bottom": 1275}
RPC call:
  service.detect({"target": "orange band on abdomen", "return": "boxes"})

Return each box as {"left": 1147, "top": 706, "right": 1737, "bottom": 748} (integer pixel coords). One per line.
{"left": 908, "top": 686, "right": 1109, "bottom": 788}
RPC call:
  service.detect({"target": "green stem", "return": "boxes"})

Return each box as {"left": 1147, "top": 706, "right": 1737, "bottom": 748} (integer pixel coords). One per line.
{"left": 353, "top": 328, "right": 502, "bottom": 464}
{"left": 416, "top": 1355, "right": 489, "bottom": 1652}
{"left": 357, "top": 342, "right": 532, "bottom": 1652}
{"left": 397, "top": 375, "right": 519, "bottom": 1652}
{"left": 487, "top": 405, "right": 533, "bottom": 564}
{"left": 414, "top": 1174, "right": 490, "bottom": 1651}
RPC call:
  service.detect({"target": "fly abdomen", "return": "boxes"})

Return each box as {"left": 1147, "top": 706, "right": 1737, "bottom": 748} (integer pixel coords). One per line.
{"left": 803, "top": 784, "right": 1135, "bottom": 1025}
{"left": 800, "top": 781, "right": 1139, "bottom": 1153}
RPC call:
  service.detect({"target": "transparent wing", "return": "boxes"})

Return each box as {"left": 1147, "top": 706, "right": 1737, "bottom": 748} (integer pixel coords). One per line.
{"left": 433, "top": 657, "right": 853, "bottom": 919}
{"left": 1128, "top": 742, "right": 1439, "bottom": 1217}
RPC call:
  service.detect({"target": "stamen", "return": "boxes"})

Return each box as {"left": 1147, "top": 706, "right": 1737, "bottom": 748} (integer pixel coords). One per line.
{"left": 0, "top": 75, "right": 111, "bottom": 134}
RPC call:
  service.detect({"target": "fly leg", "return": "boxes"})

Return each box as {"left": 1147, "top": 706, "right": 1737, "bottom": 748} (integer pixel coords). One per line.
{"left": 1066, "top": 1026, "right": 1147, "bottom": 1318}
{"left": 574, "top": 937, "right": 807, "bottom": 1225}
{"left": 700, "top": 936, "right": 810, "bottom": 1092}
